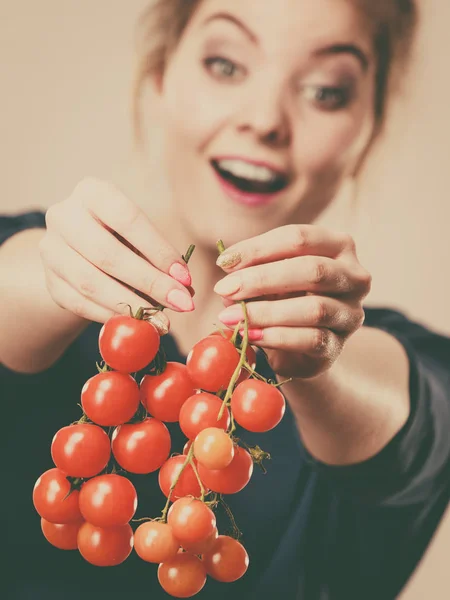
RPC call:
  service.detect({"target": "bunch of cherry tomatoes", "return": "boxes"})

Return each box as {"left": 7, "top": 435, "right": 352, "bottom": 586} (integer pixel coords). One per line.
{"left": 32, "top": 296, "right": 286, "bottom": 598}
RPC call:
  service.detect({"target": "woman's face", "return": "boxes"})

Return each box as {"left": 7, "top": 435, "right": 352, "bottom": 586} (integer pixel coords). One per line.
{"left": 157, "top": 0, "right": 376, "bottom": 247}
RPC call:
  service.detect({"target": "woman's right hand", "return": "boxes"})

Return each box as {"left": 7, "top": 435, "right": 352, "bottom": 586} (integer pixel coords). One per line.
{"left": 38, "top": 178, "right": 194, "bottom": 332}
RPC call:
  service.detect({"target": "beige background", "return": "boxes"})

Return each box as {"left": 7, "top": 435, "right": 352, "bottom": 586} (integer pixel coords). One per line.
{"left": 1, "top": 1, "right": 449, "bottom": 597}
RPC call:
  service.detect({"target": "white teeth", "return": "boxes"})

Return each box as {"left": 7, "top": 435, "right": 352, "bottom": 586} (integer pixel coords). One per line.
{"left": 217, "top": 159, "right": 278, "bottom": 182}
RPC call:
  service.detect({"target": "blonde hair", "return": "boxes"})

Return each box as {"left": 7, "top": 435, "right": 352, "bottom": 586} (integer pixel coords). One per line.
{"left": 133, "top": 0, "right": 418, "bottom": 140}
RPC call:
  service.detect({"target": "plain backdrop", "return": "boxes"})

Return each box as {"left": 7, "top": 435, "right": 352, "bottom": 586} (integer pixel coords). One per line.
{"left": 1, "top": 2, "right": 449, "bottom": 598}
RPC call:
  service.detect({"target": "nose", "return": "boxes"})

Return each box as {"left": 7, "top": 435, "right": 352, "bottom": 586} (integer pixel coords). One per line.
{"left": 235, "top": 80, "right": 291, "bottom": 148}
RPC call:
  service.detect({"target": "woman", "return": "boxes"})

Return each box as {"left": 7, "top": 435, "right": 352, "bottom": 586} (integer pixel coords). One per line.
{"left": 1, "top": 0, "right": 449, "bottom": 598}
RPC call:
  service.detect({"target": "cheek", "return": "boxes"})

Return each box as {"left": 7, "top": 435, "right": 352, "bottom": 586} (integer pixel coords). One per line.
{"left": 294, "top": 110, "right": 373, "bottom": 177}
{"left": 162, "top": 61, "right": 236, "bottom": 150}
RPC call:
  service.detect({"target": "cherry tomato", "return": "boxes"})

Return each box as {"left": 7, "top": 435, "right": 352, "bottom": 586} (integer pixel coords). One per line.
{"left": 203, "top": 535, "right": 249, "bottom": 582}
{"left": 158, "top": 456, "right": 204, "bottom": 500}
{"left": 182, "top": 527, "right": 218, "bottom": 555}
{"left": 77, "top": 522, "right": 133, "bottom": 567}
{"left": 33, "top": 468, "right": 83, "bottom": 524}
{"left": 111, "top": 418, "right": 171, "bottom": 474}
{"left": 193, "top": 428, "right": 234, "bottom": 470}
{"left": 186, "top": 335, "right": 240, "bottom": 392}
{"left": 231, "top": 380, "right": 286, "bottom": 432}
{"left": 210, "top": 329, "right": 257, "bottom": 384}
{"left": 99, "top": 314, "right": 160, "bottom": 373}
{"left": 179, "top": 393, "right": 230, "bottom": 440}
{"left": 168, "top": 497, "right": 216, "bottom": 546}
{"left": 51, "top": 423, "right": 111, "bottom": 478}
{"left": 197, "top": 446, "right": 253, "bottom": 494}
{"left": 158, "top": 552, "right": 206, "bottom": 598}
{"left": 79, "top": 474, "right": 137, "bottom": 527}
{"left": 134, "top": 521, "right": 179, "bottom": 564}
{"left": 140, "top": 363, "right": 196, "bottom": 422}
{"left": 81, "top": 371, "right": 140, "bottom": 426}
{"left": 41, "top": 518, "right": 84, "bottom": 550}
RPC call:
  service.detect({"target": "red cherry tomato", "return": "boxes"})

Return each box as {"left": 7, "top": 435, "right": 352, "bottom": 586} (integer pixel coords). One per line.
{"left": 79, "top": 474, "right": 137, "bottom": 527}
{"left": 81, "top": 371, "right": 140, "bottom": 426}
{"left": 197, "top": 446, "right": 253, "bottom": 494}
{"left": 99, "top": 315, "right": 160, "bottom": 373}
{"left": 186, "top": 336, "right": 240, "bottom": 392}
{"left": 140, "top": 363, "right": 196, "bottom": 422}
{"left": 33, "top": 468, "right": 83, "bottom": 524}
{"left": 41, "top": 518, "right": 84, "bottom": 550}
{"left": 193, "top": 428, "right": 234, "bottom": 470}
{"left": 158, "top": 455, "right": 204, "bottom": 500}
{"left": 203, "top": 535, "right": 249, "bottom": 582}
{"left": 134, "top": 521, "right": 179, "bottom": 564}
{"left": 182, "top": 527, "right": 218, "bottom": 555}
{"left": 111, "top": 418, "right": 171, "bottom": 474}
{"left": 168, "top": 497, "right": 216, "bottom": 546}
{"left": 158, "top": 552, "right": 206, "bottom": 598}
{"left": 179, "top": 393, "right": 230, "bottom": 440}
{"left": 51, "top": 424, "right": 111, "bottom": 478}
{"left": 210, "top": 329, "right": 257, "bottom": 384}
{"left": 231, "top": 380, "right": 286, "bottom": 432}
{"left": 77, "top": 522, "right": 133, "bottom": 567}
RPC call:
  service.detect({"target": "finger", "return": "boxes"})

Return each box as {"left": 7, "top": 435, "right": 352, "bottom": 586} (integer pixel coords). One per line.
{"left": 74, "top": 178, "right": 192, "bottom": 286}
{"left": 41, "top": 232, "right": 171, "bottom": 323}
{"left": 214, "top": 255, "right": 370, "bottom": 300}
{"left": 240, "top": 326, "right": 343, "bottom": 360}
{"left": 51, "top": 204, "right": 194, "bottom": 312}
{"left": 45, "top": 272, "right": 118, "bottom": 324}
{"left": 216, "top": 224, "right": 353, "bottom": 271}
{"left": 218, "top": 296, "right": 365, "bottom": 334}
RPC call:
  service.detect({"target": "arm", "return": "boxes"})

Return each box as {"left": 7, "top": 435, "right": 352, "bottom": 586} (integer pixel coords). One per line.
{"left": 280, "top": 325, "right": 410, "bottom": 465}
{"left": 0, "top": 228, "right": 88, "bottom": 373}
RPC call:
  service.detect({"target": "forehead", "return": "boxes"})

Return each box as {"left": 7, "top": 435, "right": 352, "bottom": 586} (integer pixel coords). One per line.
{"left": 191, "top": 0, "right": 372, "bottom": 57}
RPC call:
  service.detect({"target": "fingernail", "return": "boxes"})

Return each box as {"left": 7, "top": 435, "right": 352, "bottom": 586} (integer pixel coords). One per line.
{"left": 216, "top": 251, "right": 242, "bottom": 269}
{"left": 167, "top": 289, "right": 195, "bottom": 311}
{"left": 169, "top": 262, "right": 192, "bottom": 287}
{"left": 218, "top": 304, "right": 244, "bottom": 325}
{"left": 214, "top": 276, "right": 241, "bottom": 297}
{"left": 148, "top": 313, "right": 170, "bottom": 336}
{"left": 240, "top": 328, "right": 264, "bottom": 342}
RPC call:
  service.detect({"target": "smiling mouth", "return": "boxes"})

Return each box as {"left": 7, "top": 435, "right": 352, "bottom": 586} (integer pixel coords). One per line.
{"left": 211, "top": 159, "right": 289, "bottom": 195}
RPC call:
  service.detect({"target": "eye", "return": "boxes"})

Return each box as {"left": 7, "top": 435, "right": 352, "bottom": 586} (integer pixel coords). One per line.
{"left": 203, "top": 56, "right": 247, "bottom": 82}
{"left": 303, "top": 85, "right": 352, "bottom": 110}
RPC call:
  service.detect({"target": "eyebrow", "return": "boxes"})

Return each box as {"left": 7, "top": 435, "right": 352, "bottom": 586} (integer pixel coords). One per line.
{"left": 203, "top": 14, "right": 369, "bottom": 71}
{"left": 314, "top": 44, "right": 370, "bottom": 71}
{"left": 202, "top": 13, "right": 258, "bottom": 44}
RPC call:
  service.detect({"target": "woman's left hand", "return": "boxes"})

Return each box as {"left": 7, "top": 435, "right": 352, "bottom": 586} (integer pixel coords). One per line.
{"left": 214, "top": 224, "right": 372, "bottom": 379}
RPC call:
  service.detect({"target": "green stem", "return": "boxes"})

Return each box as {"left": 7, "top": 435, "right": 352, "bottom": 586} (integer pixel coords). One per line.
{"left": 160, "top": 445, "right": 196, "bottom": 522}
{"left": 218, "top": 301, "right": 249, "bottom": 420}
{"left": 182, "top": 244, "right": 196, "bottom": 264}
{"left": 190, "top": 458, "right": 206, "bottom": 501}
{"left": 220, "top": 494, "right": 242, "bottom": 540}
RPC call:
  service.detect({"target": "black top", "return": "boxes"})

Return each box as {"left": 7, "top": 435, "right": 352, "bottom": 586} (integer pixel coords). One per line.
{"left": 2, "top": 211, "right": 450, "bottom": 600}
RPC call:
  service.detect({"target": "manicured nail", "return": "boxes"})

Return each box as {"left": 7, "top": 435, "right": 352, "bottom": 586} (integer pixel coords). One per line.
{"left": 169, "top": 262, "right": 192, "bottom": 287}
{"left": 167, "top": 289, "right": 195, "bottom": 311}
{"left": 218, "top": 304, "right": 244, "bottom": 325}
{"left": 240, "top": 328, "right": 264, "bottom": 342}
{"left": 216, "top": 251, "right": 242, "bottom": 269}
{"left": 148, "top": 313, "right": 170, "bottom": 336}
{"left": 214, "top": 276, "right": 241, "bottom": 297}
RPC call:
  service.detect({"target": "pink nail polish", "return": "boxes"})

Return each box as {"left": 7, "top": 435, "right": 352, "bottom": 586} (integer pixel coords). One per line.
{"left": 169, "top": 262, "right": 192, "bottom": 287}
{"left": 167, "top": 289, "right": 195, "bottom": 312}
{"left": 239, "top": 328, "right": 264, "bottom": 342}
{"left": 218, "top": 304, "right": 244, "bottom": 325}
